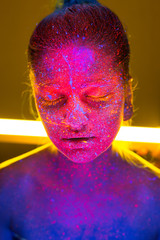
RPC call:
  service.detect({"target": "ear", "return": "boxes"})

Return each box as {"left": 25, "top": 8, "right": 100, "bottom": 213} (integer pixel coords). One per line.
{"left": 123, "top": 78, "right": 133, "bottom": 121}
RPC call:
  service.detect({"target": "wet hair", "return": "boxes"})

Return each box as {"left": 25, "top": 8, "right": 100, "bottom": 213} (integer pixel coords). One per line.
{"left": 28, "top": 0, "right": 131, "bottom": 82}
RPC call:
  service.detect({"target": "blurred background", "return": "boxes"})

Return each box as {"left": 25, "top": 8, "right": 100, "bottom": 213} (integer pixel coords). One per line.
{"left": 0, "top": 0, "right": 160, "bottom": 162}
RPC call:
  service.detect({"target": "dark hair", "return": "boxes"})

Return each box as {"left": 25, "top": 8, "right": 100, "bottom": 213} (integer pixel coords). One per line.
{"left": 28, "top": 0, "right": 130, "bottom": 82}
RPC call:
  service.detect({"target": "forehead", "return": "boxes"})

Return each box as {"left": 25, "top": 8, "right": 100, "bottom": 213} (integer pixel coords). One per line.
{"left": 34, "top": 44, "right": 122, "bottom": 88}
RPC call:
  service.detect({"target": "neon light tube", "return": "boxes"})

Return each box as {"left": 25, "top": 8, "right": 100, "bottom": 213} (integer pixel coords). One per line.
{"left": 0, "top": 118, "right": 160, "bottom": 144}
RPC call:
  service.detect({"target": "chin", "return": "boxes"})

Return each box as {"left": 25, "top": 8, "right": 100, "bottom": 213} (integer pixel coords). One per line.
{"left": 49, "top": 135, "right": 113, "bottom": 164}
{"left": 57, "top": 146, "right": 105, "bottom": 164}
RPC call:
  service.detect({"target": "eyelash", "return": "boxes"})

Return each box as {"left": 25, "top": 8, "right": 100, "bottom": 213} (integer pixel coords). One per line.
{"left": 38, "top": 94, "right": 112, "bottom": 108}
{"left": 87, "top": 94, "right": 112, "bottom": 101}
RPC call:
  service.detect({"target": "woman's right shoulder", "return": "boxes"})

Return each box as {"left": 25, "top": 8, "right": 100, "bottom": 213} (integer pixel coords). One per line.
{"left": 0, "top": 143, "right": 57, "bottom": 231}
{"left": 0, "top": 143, "right": 56, "bottom": 190}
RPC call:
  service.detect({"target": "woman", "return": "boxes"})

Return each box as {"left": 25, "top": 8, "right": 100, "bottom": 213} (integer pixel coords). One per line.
{"left": 0, "top": 0, "right": 160, "bottom": 239}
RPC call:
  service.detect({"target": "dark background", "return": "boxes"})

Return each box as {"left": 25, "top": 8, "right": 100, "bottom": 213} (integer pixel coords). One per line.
{"left": 0, "top": 0, "right": 160, "bottom": 162}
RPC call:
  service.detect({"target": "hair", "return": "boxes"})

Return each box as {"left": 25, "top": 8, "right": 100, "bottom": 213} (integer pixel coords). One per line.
{"left": 26, "top": 0, "right": 160, "bottom": 178}
{"left": 28, "top": 1, "right": 130, "bottom": 82}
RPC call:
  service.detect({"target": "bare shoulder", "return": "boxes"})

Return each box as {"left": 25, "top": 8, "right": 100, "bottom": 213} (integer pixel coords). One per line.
{"left": 114, "top": 150, "right": 160, "bottom": 199}
{"left": 0, "top": 143, "right": 58, "bottom": 228}
{"left": 0, "top": 143, "right": 56, "bottom": 232}
{"left": 0, "top": 143, "right": 57, "bottom": 196}
{"left": 115, "top": 149, "right": 160, "bottom": 186}
{"left": 0, "top": 143, "right": 55, "bottom": 175}
{"left": 141, "top": 167, "right": 160, "bottom": 231}
{"left": 117, "top": 150, "right": 160, "bottom": 227}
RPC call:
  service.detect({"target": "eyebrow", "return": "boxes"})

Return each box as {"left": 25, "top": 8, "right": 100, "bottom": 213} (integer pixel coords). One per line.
{"left": 80, "top": 79, "right": 109, "bottom": 88}
{"left": 38, "top": 78, "right": 109, "bottom": 89}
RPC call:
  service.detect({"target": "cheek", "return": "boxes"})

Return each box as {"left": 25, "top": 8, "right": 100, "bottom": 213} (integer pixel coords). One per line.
{"left": 92, "top": 98, "right": 124, "bottom": 135}
{"left": 35, "top": 94, "right": 63, "bottom": 125}
{"left": 39, "top": 109, "right": 63, "bottom": 125}
{"left": 35, "top": 98, "right": 64, "bottom": 139}
{"left": 39, "top": 111, "right": 63, "bottom": 136}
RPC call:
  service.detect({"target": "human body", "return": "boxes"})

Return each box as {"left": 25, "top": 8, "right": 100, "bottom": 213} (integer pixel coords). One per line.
{"left": 0, "top": 0, "right": 160, "bottom": 239}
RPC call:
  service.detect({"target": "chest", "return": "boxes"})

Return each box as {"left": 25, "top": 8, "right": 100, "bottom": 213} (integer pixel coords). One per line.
{"left": 11, "top": 182, "right": 159, "bottom": 240}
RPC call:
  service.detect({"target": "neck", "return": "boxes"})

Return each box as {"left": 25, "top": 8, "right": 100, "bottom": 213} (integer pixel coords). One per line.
{"left": 53, "top": 146, "right": 119, "bottom": 191}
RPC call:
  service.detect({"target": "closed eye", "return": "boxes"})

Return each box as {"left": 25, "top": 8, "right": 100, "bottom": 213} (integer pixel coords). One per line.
{"left": 38, "top": 93, "right": 114, "bottom": 108}
{"left": 38, "top": 97, "right": 65, "bottom": 107}
{"left": 87, "top": 94, "right": 108, "bottom": 98}
{"left": 86, "top": 93, "right": 113, "bottom": 101}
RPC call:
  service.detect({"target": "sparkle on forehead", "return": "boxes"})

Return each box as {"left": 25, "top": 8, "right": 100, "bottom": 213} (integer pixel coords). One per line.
{"left": 36, "top": 46, "right": 117, "bottom": 89}
{"left": 60, "top": 46, "right": 95, "bottom": 88}
{"left": 61, "top": 54, "right": 73, "bottom": 88}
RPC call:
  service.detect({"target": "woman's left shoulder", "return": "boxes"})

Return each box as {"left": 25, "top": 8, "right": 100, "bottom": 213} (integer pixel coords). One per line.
{"left": 117, "top": 149, "right": 160, "bottom": 194}
{"left": 117, "top": 150, "right": 160, "bottom": 202}
{"left": 145, "top": 169, "right": 160, "bottom": 202}
{"left": 144, "top": 169, "right": 160, "bottom": 232}
{"left": 137, "top": 165, "right": 160, "bottom": 194}
{"left": 131, "top": 161, "right": 160, "bottom": 199}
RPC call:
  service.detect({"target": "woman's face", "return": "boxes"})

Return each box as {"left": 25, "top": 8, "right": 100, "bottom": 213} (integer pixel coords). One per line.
{"left": 33, "top": 45, "right": 126, "bottom": 163}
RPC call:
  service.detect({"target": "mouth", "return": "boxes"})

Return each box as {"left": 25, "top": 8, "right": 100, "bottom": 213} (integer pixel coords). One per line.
{"left": 61, "top": 137, "right": 96, "bottom": 148}
{"left": 62, "top": 137, "right": 95, "bottom": 142}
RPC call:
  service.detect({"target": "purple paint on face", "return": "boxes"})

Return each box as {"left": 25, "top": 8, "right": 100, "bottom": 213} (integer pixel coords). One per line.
{"left": 33, "top": 44, "right": 125, "bottom": 164}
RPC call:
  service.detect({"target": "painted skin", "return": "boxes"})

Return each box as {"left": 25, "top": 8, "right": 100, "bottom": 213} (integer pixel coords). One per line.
{"left": 32, "top": 43, "right": 130, "bottom": 184}
{"left": 3, "top": 145, "right": 160, "bottom": 240}
{"left": 1, "top": 44, "right": 160, "bottom": 240}
{"left": 33, "top": 44, "right": 128, "bottom": 165}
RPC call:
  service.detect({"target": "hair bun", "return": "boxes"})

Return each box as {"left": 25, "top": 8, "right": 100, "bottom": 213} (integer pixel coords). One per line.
{"left": 55, "top": 0, "right": 101, "bottom": 10}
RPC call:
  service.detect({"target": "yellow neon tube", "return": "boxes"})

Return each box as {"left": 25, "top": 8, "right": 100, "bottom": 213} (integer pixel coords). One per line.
{"left": 0, "top": 118, "right": 160, "bottom": 144}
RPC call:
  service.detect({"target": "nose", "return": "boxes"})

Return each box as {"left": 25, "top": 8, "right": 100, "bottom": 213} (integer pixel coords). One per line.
{"left": 62, "top": 95, "right": 89, "bottom": 131}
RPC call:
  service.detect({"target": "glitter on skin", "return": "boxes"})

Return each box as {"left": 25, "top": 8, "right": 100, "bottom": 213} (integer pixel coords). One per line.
{"left": 1, "top": 4, "right": 160, "bottom": 240}
{"left": 33, "top": 44, "right": 125, "bottom": 165}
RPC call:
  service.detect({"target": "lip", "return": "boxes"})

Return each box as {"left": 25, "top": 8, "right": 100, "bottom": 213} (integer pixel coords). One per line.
{"left": 62, "top": 136, "right": 95, "bottom": 140}
{"left": 61, "top": 137, "right": 95, "bottom": 148}
{"left": 63, "top": 137, "right": 94, "bottom": 141}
